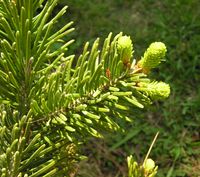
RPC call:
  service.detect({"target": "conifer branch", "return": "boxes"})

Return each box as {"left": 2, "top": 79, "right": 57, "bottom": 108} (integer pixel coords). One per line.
{"left": 0, "top": 0, "right": 170, "bottom": 176}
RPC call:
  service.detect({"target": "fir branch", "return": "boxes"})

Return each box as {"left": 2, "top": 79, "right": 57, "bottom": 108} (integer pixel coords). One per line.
{"left": 0, "top": 0, "right": 170, "bottom": 176}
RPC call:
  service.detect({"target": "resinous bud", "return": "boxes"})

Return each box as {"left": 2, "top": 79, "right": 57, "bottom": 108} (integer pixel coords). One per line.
{"left": 138, "top": 42, "right": 167, "bottom": 69}
{"left": 117, "top": 35, "right": 133, "bottom": 64}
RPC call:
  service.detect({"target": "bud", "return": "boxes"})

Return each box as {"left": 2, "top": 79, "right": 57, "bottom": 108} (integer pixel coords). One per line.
{"left": 153, "top": 82, "right": 170, "bottom": 99}
{"left": 138, "top": 42, "right": 167, "bottom": 70}
{"left": 117, "top": 36, "right": 133, "bottom": 65}
{"left": 138, "top": 81, "right": 170, "bottom": 100}
{"left": 143, "top": 158, "right": 155, "bottom": 172}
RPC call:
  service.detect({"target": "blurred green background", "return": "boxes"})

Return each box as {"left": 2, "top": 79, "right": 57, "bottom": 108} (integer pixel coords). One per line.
{"left": 56, "top": 0, "right": 200, "bottom": 176}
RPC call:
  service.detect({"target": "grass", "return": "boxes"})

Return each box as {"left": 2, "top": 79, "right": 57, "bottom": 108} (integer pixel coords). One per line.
{"left": 57, "top": 0, "right": 200, "bottom": 176}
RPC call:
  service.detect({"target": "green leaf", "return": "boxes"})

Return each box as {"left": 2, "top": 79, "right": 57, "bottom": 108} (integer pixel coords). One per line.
{"left": 29, "top": 160, "right": 56, "bottom": 177}
{"left": 82, "top": 110, "right": 100, "bottom": 120}
{"left": 124, "top": 96, "right": 144, "bottom": 108}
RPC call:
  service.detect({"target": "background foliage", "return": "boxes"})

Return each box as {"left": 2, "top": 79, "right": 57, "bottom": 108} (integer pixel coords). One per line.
{"left": 56, "top": 0, "right": 200, "bottom": 176}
